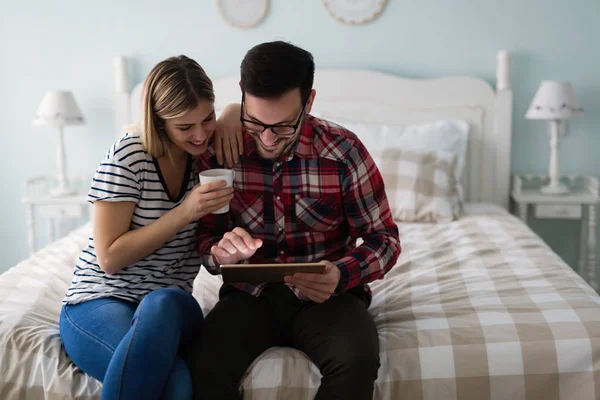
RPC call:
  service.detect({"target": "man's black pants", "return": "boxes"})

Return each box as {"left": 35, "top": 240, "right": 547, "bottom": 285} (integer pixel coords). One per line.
{"left": 182, "top": 283, "right": 380, "bottom": 400}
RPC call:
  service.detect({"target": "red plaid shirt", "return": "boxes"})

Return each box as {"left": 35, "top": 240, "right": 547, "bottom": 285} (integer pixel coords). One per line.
{"left": 197, "top": 115, "right": 401, "bottom": 302}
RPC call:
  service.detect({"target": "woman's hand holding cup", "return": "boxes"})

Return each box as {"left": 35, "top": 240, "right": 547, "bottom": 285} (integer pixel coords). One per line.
{"left": 180, "top": 179, "right": 234, "bottom": 223}
{"left": 198, "top": 169, "right": 236, "bottom": 214}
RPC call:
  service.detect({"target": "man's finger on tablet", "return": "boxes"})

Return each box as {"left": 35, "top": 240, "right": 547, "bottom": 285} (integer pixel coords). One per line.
{"left": 229, "top": 234, "right": 250, "bottom": 253}
{"left": 232, "top": 227, "right": 255, "bottom": 249}
{"left": 218, "top": 239, "right": 238, "bottom": 255}
{"left": 223, "top": 231, "right": 250, "bottom": 253}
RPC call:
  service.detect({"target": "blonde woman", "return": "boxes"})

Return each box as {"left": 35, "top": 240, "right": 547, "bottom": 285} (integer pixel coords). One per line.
{"left": 59, "top": 55, "right": 238, "bottom": 400}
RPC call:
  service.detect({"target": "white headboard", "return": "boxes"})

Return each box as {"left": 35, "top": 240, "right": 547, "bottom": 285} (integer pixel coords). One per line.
{"left": 113, "top": 51, "right": 513, "bottom": 208}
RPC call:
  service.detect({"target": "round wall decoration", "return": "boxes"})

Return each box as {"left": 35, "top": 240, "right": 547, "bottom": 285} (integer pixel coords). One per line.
{"left": 323, "top": 0, "right": 387, "bottom": 25}
{"left": 216, "top": 0, "right": 269, "bottom": 29}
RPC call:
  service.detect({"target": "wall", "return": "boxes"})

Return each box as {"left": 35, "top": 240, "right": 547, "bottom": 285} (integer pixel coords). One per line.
{"left": 1, "top": 0, "right": 599, "bottom": 278}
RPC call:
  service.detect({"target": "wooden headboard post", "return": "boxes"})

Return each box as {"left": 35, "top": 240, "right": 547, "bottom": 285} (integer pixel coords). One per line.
{"left": 493, "top": 50, "right": 513, "bottom": 209}
{"left": 113, "top": 56, "right": 130, "bottom": 141}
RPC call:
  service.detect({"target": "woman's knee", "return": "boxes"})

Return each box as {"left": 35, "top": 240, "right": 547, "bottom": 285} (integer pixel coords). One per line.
{"left": 138, "top": 288, "right": 204, "bottom": 335}
{"left": 143, "top": 288, "right": 201, "bottom": 315}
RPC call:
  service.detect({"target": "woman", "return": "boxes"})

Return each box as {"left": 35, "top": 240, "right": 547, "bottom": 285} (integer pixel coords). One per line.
{"left": 59, "top": 55, "right": 239, "bottom": 400}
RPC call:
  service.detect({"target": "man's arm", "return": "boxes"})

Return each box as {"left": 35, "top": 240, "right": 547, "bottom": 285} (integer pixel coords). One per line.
{"left": 333, "top": 140, "right": 401, "bottom": 293}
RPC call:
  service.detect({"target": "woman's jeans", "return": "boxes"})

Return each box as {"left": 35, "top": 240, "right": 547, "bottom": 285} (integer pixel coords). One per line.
{"left": 59, "top": 287, "right": 203, "bottom": 400}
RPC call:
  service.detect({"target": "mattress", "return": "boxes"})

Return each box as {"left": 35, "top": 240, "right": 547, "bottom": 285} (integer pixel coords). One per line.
{"left": 1, "top": 205, "right": 599, "bottom": 399}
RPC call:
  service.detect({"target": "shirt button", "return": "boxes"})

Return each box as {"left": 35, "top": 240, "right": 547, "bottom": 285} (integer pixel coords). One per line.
{"left": 278, "top": 226, "right": 283, "bottom": 231}
{"left": 276, "top": 196, "right": 281, "bottom": 200}
{"left": 280, "top": 250, "right": 285, "bottom": 255}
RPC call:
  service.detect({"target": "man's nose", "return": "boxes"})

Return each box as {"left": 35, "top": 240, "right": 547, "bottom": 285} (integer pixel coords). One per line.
{"left": 260, "top": 129, "right": 278, "bottom": 145}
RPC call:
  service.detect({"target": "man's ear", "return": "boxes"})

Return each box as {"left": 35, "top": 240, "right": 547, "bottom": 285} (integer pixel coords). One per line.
{"left": 305, "top": 89, "right": 317, "bottom": 115}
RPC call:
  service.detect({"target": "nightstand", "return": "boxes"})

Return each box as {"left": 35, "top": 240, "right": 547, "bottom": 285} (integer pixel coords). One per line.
{"left": 511, "top": 174, "right": 599, "bottom": 290}
{"left": 22, "top": 176, "right": 90, "bottom": 255}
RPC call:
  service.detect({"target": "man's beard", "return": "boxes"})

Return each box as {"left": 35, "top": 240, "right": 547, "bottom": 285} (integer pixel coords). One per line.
{"left": 253, "top": 133, "right": 300, "bottom": 160}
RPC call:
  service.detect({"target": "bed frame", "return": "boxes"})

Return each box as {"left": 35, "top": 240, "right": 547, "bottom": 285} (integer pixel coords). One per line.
{"left": 113, "top": 51, "right": 513, "bottom": 208}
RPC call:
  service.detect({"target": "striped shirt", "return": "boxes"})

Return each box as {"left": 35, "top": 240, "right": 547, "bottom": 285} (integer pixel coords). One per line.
{"left": 63, "top": 134, "right": 201, "bottom": 305}
{"left": 197, "top": 115, "right": 401, "bottom": 303}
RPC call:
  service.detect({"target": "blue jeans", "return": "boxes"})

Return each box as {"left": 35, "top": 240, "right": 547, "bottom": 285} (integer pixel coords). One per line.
{"left": 59, "top": 287, "right": 203, "bottom": 400}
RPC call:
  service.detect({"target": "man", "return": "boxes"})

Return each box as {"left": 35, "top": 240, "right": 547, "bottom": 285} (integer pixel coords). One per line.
{"left": 185, "top": 41, "right": 401, "bottom": 400}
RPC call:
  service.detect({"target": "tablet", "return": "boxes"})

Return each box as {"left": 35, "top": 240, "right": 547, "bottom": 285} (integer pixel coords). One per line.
{"left": 220, "top": 262, "right": 326, "bottom": 284}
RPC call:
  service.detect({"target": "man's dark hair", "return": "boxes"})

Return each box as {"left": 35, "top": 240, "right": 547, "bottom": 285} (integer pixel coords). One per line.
{"left": 240, "top": 41, "right": 315, "bottom": 103}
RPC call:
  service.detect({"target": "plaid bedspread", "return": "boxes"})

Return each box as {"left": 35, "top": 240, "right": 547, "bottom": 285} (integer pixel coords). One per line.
{"left": 2, "top": 210, "right": 600, "bottom": 399}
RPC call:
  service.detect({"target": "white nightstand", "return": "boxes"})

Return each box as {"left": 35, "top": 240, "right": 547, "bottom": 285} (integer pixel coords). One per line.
{"left": 511, "top": 174, "right": 599, "bottom": 290}
{"left": 22, "top": 176, "right": 90, "bottom": 255}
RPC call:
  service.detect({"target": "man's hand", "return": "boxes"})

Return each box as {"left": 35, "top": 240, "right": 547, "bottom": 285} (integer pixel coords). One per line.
{"left": 214, "top": 103, "right": 244, "bottom": 167}
{"left": 284, "top": 261, "right": 341, "bottom": 303}
{"left": 212, "top": 227, "right": 262, "bottom": 265}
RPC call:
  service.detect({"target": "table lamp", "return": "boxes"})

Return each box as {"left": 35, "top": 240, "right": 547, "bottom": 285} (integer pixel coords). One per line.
{"left": 32, "top": 90, "right": 85, "bottom": 197}
{"left": 525, "top": 81, "right": 583, "bottom": 195}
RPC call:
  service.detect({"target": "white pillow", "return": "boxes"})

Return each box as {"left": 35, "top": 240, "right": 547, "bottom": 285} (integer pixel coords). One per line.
{"left": 321, "top": 117, "right": 469, "bottom": 206}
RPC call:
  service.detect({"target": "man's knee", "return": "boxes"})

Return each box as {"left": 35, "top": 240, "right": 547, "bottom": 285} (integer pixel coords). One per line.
{"left": 326, "top": 335, "right": 380, "bottom": 378}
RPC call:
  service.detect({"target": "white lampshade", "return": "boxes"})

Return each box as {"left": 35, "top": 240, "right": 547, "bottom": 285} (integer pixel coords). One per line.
{"left": 525, "top": 81, "right": 583, "bottom": 120}
{"left": 32, "top": 91, "right": 85, "bottom": 126}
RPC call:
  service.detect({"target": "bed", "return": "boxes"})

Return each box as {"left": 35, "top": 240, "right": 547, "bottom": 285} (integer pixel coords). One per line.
{"left": 2, "top": 50, "right": 600, "bottom": 400}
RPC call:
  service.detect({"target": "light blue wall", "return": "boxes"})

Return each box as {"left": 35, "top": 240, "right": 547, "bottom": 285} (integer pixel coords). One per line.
{"left": 2, "top": 0, "right": 599, "bottom": 277}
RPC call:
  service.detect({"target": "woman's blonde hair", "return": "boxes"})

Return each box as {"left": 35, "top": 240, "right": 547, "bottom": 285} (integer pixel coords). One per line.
{"left": 140, "top": 55, "right": 214, "bottom": 158}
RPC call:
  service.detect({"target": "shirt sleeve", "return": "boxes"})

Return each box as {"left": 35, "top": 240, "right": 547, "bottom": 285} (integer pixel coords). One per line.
{"left": 87, "top": 143, "right": 142, "bottom": 203}
{"left": 332, "top": 138, "right": 402, "bottom": 293}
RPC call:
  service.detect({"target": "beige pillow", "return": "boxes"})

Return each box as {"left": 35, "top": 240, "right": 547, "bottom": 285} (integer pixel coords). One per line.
{"left": 372, "top": 149, "right": 461, "bottom": 223}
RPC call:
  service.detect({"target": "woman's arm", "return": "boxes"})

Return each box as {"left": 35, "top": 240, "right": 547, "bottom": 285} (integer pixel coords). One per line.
{"left": 214, "top": 103, "right": 243, "bottom": 167}
{"left": 94, "top": 181, "right": 234, "bottom": 275}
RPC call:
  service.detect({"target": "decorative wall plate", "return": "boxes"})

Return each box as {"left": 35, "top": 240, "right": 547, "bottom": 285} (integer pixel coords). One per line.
{"left": 323, "top": 0, "right": 387, "bottom": 25}
{"left": 216, "top": 0, "right": 269, "bottom": 29}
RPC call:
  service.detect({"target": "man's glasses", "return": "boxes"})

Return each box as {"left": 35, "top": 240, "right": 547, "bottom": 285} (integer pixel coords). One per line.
{"left": 240, "top": 93, "right": 307, "bottom": 136}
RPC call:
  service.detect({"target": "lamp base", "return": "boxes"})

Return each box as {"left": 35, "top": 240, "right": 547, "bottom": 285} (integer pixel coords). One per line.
{"left": 540, "top": 182, "right": 570, "bottom": 196}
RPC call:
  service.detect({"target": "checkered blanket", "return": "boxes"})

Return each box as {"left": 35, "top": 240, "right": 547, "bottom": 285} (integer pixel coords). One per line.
{"left": 2, "top": 210, "right": 600, "bottom": 399}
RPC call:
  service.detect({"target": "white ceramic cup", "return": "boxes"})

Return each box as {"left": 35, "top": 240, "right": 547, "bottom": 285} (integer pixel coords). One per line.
{"left": 198, "top": 169, "right": 235, "bottom": 214}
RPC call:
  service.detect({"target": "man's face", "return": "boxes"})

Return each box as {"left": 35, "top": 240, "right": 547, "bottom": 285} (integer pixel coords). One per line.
{"left": 242, "top": 88, "right": 315, "bottom": 160}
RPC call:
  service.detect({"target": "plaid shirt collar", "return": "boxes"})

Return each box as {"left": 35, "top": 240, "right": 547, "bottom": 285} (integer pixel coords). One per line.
{"left": 243, "top": 115, "right": 316, "bottom": 162}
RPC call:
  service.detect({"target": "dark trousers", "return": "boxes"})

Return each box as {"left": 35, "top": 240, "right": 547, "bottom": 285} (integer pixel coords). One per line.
{"left": 183, "top": 283, "right": 380, "bottom": 400}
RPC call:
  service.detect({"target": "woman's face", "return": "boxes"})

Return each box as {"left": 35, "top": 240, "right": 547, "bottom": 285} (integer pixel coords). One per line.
{"left": 163, "top": 100, "right": 216, "bottom": 157}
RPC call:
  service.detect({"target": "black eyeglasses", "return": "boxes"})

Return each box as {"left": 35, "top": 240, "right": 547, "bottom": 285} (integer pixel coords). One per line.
{"left": 240, "top": 93, "right": 307, "bottom": 136}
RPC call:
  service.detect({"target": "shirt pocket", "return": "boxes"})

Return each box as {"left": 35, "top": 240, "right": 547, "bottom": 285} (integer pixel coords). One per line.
{"left": 231, "top": 191, "right": 264, "bottom": 232}
{"left": 295, "top": 194, "right": 340, "bottom": 232}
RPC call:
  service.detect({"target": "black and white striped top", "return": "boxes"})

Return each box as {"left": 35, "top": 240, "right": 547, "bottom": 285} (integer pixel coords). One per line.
{"left": 63, "top": 134, "right": 201, "bottom": 305}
